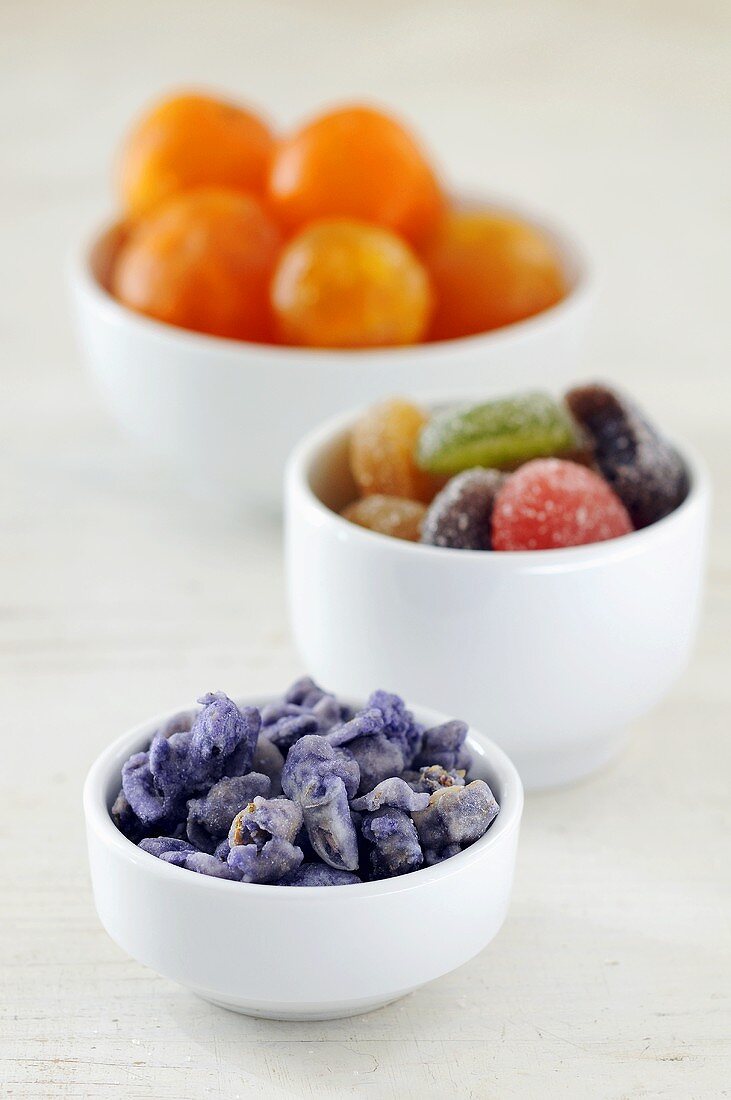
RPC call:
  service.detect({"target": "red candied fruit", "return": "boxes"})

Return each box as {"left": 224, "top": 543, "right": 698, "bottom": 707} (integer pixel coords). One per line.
{"left": 491, "top": 458, "right": 633, "bottom": 551}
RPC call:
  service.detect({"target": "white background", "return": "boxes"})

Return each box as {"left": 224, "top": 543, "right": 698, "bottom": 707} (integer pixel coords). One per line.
{"left": 1, "top": 1, "right": 729, "bottom": 1096}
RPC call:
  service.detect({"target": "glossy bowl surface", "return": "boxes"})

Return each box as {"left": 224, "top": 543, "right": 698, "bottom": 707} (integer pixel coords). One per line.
{"left": 285, "top": 403, "right": 710, "bottom": 788}
{"left": 69, "top": 197, "right": 593, "bottom": 508}
{"left": 84, "top": 695, "right": 523, "bottom": 1020}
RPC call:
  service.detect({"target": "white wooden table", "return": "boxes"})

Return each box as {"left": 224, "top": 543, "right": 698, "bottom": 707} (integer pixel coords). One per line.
{"left": 1, "top": 2, "right": 729, "bottom": 1096}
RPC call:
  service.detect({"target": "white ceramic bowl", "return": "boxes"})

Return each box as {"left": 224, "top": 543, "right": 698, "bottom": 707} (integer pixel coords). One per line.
{"left": 69, "top": 200, "right": 592, "bottom": 509}
{"left": 285, "top": 406, "right": 710, "bottom": 790}
{"left": 84, "top": 695, "right": 523, "bottom": 1021}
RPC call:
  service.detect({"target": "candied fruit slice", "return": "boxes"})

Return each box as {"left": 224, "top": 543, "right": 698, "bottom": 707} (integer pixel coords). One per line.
{"left": 421, "top": 467, "right": 504, "bottom": 549}
{"left": 350, "top": 398, "right": 438, "bottom": 502}
{"left": 342, "top": 495, "right": 426, "bottom": 541}
{"left": 565, "top": 383, "right": 689, "bottom": 529}
{"left": 492, "top": 458, "right": 633, "bottom": 551}
{"left": 416, "top": 393, "right": 580, "bottom": 476}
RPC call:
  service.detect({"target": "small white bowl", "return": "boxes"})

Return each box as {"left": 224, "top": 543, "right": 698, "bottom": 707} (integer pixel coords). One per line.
{"left": 69, "top": 199, "right": 592, "bottom": 509}
{"left": 285, "top": 405, "right": 710, "bottom": 790}
{"left": 84, "top": 695, "right": 523, "bottom": 1021}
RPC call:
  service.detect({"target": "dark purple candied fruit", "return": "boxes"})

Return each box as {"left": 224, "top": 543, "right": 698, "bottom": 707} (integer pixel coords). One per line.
{"left": 421, "top": 467, "right": 505, "bottom": 550}
{"left": 565, "top": 383, "right": 689, "bottom": 529}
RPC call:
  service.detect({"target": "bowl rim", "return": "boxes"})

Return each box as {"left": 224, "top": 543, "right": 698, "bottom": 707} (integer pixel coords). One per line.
{"left": 70, "top": 190, "right": 594, "bottom": 363}
{"left": 83, "top": 694, "right": 524, "bottom": 899}
{"left": 286, "top": 395, "right": 711, "bottom": 568}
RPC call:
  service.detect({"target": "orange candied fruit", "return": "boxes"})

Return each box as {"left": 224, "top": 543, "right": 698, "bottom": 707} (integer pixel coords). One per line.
{"left": 270, "top": 219, "right": 432, "bottom": 349}
{"left": 421, "top": 211, "right": 567, "bottom": 341}
{"left": 118, "top": 91, "right": 275, "bottom": 218}
{"left": 268, "top": 105, "right": 445, "bottom": 243}
{"left": 112, "top": 188, "right": 282, "bottom": 342}
{"left": 341, "top": 496, "right": 427, "bottom": 542}
{"left": 350, "top": 398, "right": 438, "bottom": 504}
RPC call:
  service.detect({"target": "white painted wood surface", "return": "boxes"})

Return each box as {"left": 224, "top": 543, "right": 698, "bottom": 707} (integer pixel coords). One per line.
{"left": 1, "top": 2, "right": 729, "bottom": 1096}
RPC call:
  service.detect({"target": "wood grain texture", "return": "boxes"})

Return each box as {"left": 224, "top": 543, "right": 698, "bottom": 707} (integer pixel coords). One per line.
{"left": 1, "top": 1, "right": 729, "bottom": 1096}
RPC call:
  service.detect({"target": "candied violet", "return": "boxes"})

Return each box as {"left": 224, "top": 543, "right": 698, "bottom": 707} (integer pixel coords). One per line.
{"left": 138, "top": 836, "right": 196, "bottom": 858}
{"left": 111, "top": 790, "right": 145, "bottom": 842}
{"left": 281, "top": 735, "right": 360, "bottom": 871}
{"left": 187, "top": 693, "right": 261, "bottom": 786}
{"left": 351, "top": 777, "right": 429, "bottom": 814}
{"left": 278, "top": 864, "right": 361, "bottom": 887}
{"left": 412, "top": 781, "right": 499, "bottom": 852}
{"left": 214, "top": 838, "right": 231, "bottom": 861}
{"left": 325, "top": 708, "right": 384, "bottom": 747}
{"left": 407, "top": 765, "right": 467, "bottom": 794}
{"left": 361, "top": 807, "right": 424, "bottom": 878}
{"left": 250, "top": 736, "right": 285, "bottom": 795}
{"left": 347, "top": 733, "right": 405, "bottom": 795}
{"left": 229, "top": 795, "right": 303, "bottom": 848}
{"left": 264, "top": 712, "right": 320, "bottom": 751}
{"left": 413, "top": 720, "right": 471, "bottom": 773}
{"left": 365, "top": 690, "right": 423, "bottom": 766}
{"left": 227, "top": 837, "right": 304, "bottom": 884}
{"left": 122, "top": 751, "right": 181, "bottom": 829}
{"left": 186, "top": 772, "right": 270, "bottom": 853}
{"left": 159, "top": 850, "right": 239, "bottom": 880}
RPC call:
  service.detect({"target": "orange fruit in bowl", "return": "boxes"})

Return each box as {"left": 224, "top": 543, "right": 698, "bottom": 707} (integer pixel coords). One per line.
{"left": 420, "top": 211, "right": 567, "bottom": 341}
{"left": 268, "top": 105, "right": 444, "bottom": 244}
{"left": 119, "top": 91, "right": 275, "bottom": 218}
{"left": 112, "top": 188, "right": 282, "bottom": 341}
{"left": 270, "top": 219, "right": 432, "bottom": 349}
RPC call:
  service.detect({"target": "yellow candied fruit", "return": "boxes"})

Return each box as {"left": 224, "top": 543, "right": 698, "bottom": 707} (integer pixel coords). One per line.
{"left": 350, "top": 398, "right": 437, "bottom": 503}
{"left": 341, "top": 495, "right": 427, "bottom": 542}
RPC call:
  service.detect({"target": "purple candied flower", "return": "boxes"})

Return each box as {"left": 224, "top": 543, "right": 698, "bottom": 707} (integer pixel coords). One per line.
{"left": 160, "top": 849, "right": 238, "bottom": 880}
{"left": 347, "top": 734, "right": 405, "bottom": 795}
{"left": 187, "top": 693, "right": 261, "bottom": 787}
{"left": 264, "top": 712, "right": 320, "bottom": 752}
{"left": 186, "top": 772, "right": 270, "bottom": 853}
{"left": 227, "top": 836, "right": 303, "bottom": 884}
{"left": 365, "top": 690, "right": 423, "bottom": 766}
{"left": 157, "top": 709, "right": 197, "bottom": 739}
{"left": 413, "top": 720, "right": 471, "bottom": 773}
{"left": 229, "top": 795, "right": 303, "bottom": 849}
{"left": 281, "top": 735, "right": 360, "bottom": 871}
{"left": 412, "top": 780, "right": 499, "bottom": 853}
{"left": 148, "top": 730, "right": 193, "bottom": 802}
{"left": 138, "top": 836, "right": 196, "bottom": 858}
{"left": 423, "top": 843, "right": 461, "bottom": 866}
{"left": 111, "top": 789, "right": 145, "bottom": 842}
{"left": 351, "top": 777, "right": 429, "bottom": 814}
{"left": 284, "top": 676, "right": 329, "bottom": 708}
{"left": 214, "top": 837, "right": 231, "bottom": 861}
{"left": 406, "top": 765, "right": 467, "bottom": 795}
{"left": 325, "top": 708, "right": 384, "bottom": 748}
{"left": 248, "top": 736, "right": 285, "bottom": 795}
{"left": 311, "top": 693, "right": 347, "bottom": 731}
{"left": 361, "top": 807, "right": 424, "bottom": 879}
{"left": 278, "top": 864, "right": 361, "bottom": 887}
{"left": 121, "top": 751, "right": 179, "bottom": 829}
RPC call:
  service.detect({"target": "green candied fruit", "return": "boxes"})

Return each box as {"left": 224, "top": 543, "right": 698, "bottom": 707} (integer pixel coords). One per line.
{"left": 415, "top": 392, "right": 580, "bottom": 475}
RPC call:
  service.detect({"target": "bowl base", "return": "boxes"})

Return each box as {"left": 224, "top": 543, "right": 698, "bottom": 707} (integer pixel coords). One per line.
{"left": 195, "top": 988, "right": 415, "bottom": 1021}
{"left": 514, "top": 730, "right": 627, "bottom": 790}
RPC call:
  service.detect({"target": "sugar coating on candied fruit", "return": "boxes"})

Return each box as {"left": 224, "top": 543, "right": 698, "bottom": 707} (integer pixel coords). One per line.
{"left": 350, "top": 398, "right": 438, "bottom": 503}
{"left": 565, "top": 383, "right": 689, "bottom": 529}
{"left": 342, "top": 495, "right": 427, "bottom": 542}
{"left": 492, "top": 457, "right": 633, "bottom": 551}
{"left": 416, "top": 393, "right": 580, "bottom": 476}
{"left": 112, "top": 681, "right": 500, "bottom": 886}
{"left": 421, "top": 467, "right": 505, "bottom": 550}
{"left": 412, "top": 780, "right": 499, "bottom": 852}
